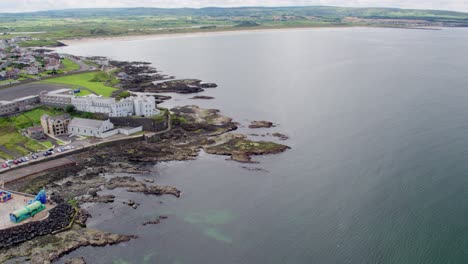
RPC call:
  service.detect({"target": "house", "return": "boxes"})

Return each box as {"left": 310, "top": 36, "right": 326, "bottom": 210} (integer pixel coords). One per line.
{"left": 40, "top": 114, "right": 71, "bottom": 136}
{"left": 11, "top": 36, "right": 32, "bottom": 43}
{"left": 18, "top": 55, "right": 36, "bottom": 65}
{"left": 24, "top": 66, "right": 39, "bottom": 75}
{"left": 26, "top": 126, "right": 45, "bottom": 140}
{"left": 45, "top": 62, "right": 60, "bottom": 71}
{"left": 116, "top": 72, "right": 129, "bottom": 80}
{"left": 68, "top": 118, "right": 115, "bottom": 138}
{"left": 5, "top": 68, "right": 20, "bottom": 79}
{"left": 45, "top": 56, "right": 61, "bottom": 71}
{"left": 0, "top": 40, "right": 8, "bottom": 49}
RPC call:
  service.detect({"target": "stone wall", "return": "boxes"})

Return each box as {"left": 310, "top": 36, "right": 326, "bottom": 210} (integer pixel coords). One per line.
{"left": 109, "top": 115, "right": 168, "bottom": 132}
{"left": 0, "top": 200, "right": 74, "bottom": 249}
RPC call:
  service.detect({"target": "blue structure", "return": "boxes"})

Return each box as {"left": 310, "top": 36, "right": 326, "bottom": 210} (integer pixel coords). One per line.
{"left": 29, "top": 189, "right": 47, "bottom": 205}
{"left": 0, "top": 190, "right": 11, "bottom": 203}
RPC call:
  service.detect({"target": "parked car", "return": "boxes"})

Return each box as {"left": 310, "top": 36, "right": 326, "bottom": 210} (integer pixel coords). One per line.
{"left": 2, "top": 163, "right": 7, "bottom": 168}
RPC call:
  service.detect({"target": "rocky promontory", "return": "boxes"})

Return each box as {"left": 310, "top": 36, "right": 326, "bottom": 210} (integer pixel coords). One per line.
{"left": 249, "top": 121, "right": 275, "bottom": 129}
{"left": 190, "top": 95, "right": 215, "bottom": 100}
{"left": 145, "top": 79, "right": 216, "bottom": 94}
{"left": 0, "top": 227, "right": 136, "bottom": 264}
{"left": 205, "top": 134, "right": 290, "bottom": 163}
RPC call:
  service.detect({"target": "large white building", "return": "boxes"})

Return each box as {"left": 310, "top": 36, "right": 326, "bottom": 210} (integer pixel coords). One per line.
{"left": 68, "top": 118, "right": 114, "bottom": 138}
{"left": 68, "top": 117, "right": 143, "bottom": 138}
{"left": 133, "top": 96, "right": 157, "bottom": 117}
{"left": 70, "top": 95, "right": 158, "bottom": 117}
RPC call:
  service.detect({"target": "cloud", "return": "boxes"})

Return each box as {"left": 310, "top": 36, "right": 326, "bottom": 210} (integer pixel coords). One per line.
{"left": 0, "top": 0, "right": 467, "bottom": 13}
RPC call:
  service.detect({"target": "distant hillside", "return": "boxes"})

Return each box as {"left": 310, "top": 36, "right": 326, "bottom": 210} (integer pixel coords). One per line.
{"left": 0, "top": 6, "right": 467, "bottom": 46}
{"left": 1, "top": 6, "right": 468, "bottom": 20}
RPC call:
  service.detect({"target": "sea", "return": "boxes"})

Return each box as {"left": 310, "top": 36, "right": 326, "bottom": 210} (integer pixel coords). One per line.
{"left": 56, "top": 27, "right": 468, "bottom": 264}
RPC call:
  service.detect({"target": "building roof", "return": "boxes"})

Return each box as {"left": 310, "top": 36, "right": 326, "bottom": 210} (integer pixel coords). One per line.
{"left": 69, "top": 118, "right": 110, "bottom": 129}
{"left": 41, "top": 114, "right": 70, "bottom": 122}
{"left": 27, "top": 126, "right": 43, "bottom": 133}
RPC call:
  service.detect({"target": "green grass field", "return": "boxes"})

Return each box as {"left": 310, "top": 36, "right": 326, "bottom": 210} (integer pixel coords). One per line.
{"left": 61, "top": 58, "right": 80, "bottom": 72}
{"left": 9, "top": 107, "right": 61, "bottom": 129}
{"left": 43, "top": 72, "right": 118, "bottom": 97}
{"left": 1, "top": 7, "right": 467, "bottom": 47}
{"left": 41, "top": 141, "right": 54, "bottom": 148}
{"left": 18, "top": 39, "right": 61, "bottom": 47}
{"left": 75, "top": 89, "right": 92, "bottom": 96}
{"left": 0, "top": 107, "right": 64, "bottom": 159}
{"left": 0, "top": 119, "right": 44, "bottom": 159}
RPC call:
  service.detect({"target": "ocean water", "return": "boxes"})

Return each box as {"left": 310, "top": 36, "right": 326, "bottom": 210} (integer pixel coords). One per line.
{"left": 56, "top": 27, "right": 468, "bottom": 264}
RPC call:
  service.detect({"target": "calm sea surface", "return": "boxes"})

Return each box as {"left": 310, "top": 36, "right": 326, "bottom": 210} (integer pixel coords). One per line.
{"left": 56, "top": 27, "right": 468, "bottom": 264}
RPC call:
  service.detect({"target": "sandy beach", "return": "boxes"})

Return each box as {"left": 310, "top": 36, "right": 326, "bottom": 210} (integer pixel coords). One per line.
{"left": 59, "top": 25, "right": 354, "bottom": 45}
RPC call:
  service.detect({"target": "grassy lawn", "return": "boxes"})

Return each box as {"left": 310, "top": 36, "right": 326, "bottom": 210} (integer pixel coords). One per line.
{"left": 0, "top": 120, "right": 45, "bottom": 159}
{"left": 75, "top": 89, "right": 92, "bottom": 96}
{"left": 10, "top": 107, "right": 61, "bottom": 129}
{"left": 43, "top": 72, "right": 118, "bottom": 97}
{"left": 41, "top": 141, "right": 54, "bottom": 148}
{"left": 0, "top": 107, "right": 64, "bottom": 158}
{"left": 18, "top": 39, "right": 61, "bottom": 47}
{"left": 61, "top": 58, "right": 80, "bottom": 72}
{"left": 0, "top": 79, "right": 16, "bottom": 85}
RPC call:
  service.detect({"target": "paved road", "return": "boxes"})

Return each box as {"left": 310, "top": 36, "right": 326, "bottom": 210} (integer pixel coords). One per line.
{"left": 65, "top": 55, "right": 94, "bottom": 72}
{"left": 0, "top": 157, "right": 75, "bottom": 184}
{"left": 0, "top": 56, "right": 96, "bottom": 101}
{"left": 0, "top": 82, "right": 72, "bottom": 101}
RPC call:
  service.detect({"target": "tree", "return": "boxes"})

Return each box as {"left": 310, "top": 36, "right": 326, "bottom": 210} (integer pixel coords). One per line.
{"left": 65, "top": 105, "right": 76, "bottom": 113}
{"left": 118, "top": 91, "right": 131, "bottom": 99}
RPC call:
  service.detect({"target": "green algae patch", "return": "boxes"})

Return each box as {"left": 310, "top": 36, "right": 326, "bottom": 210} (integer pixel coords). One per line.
{"left": 184, "top": 210, "right": 234, "bottom": 225}
{"left": 204, "top": 228, "right": 233, "bottom": 244}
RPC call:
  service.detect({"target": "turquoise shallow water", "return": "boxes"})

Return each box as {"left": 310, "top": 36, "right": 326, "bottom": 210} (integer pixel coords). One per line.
{"left": 57, "top": 27, "right": 468, "bottom": 264}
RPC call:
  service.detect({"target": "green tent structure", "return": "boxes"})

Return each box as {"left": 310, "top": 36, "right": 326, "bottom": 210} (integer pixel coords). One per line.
{"left": 10, "top": 201, "right": 46, "bottom": 223}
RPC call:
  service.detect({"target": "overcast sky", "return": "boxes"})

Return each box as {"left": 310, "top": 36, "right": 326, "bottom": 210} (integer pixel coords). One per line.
{"left": 1, "top": 0, "right": 468, "bottom": 13}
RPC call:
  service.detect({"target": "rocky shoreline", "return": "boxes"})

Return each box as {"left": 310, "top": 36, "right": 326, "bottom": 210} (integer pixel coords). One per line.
{"left": 101, "top": 59, "right": 218, "bottom": 95}
{"left": 1, "top": 56, "right": 290, "bottom": 262}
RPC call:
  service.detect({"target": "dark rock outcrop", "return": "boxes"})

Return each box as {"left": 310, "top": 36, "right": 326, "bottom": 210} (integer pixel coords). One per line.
{"left": 249, "top": 121, "right": 274, "bottom": 129}
{"left": 190, "top": 95, "right": 215, "bottom": 100}
{"left": 0, "top": 201, "right": 74, "bottom": 249}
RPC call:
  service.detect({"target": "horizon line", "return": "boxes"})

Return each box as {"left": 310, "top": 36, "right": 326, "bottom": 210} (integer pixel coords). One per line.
{"left": 0, "top": 5, "right": 467, "bottom": 15}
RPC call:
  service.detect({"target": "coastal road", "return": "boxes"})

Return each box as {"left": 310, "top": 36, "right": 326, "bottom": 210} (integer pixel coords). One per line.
{"left": 64, "top": 55, "right": 95, "bottom": 72}
{"left": 0, "top": 56, "right": 96, "bottom": 101}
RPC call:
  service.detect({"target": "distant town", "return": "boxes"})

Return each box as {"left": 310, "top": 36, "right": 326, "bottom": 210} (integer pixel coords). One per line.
{"left": 0, "top": 36, "right": 168, "bottom": 171}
